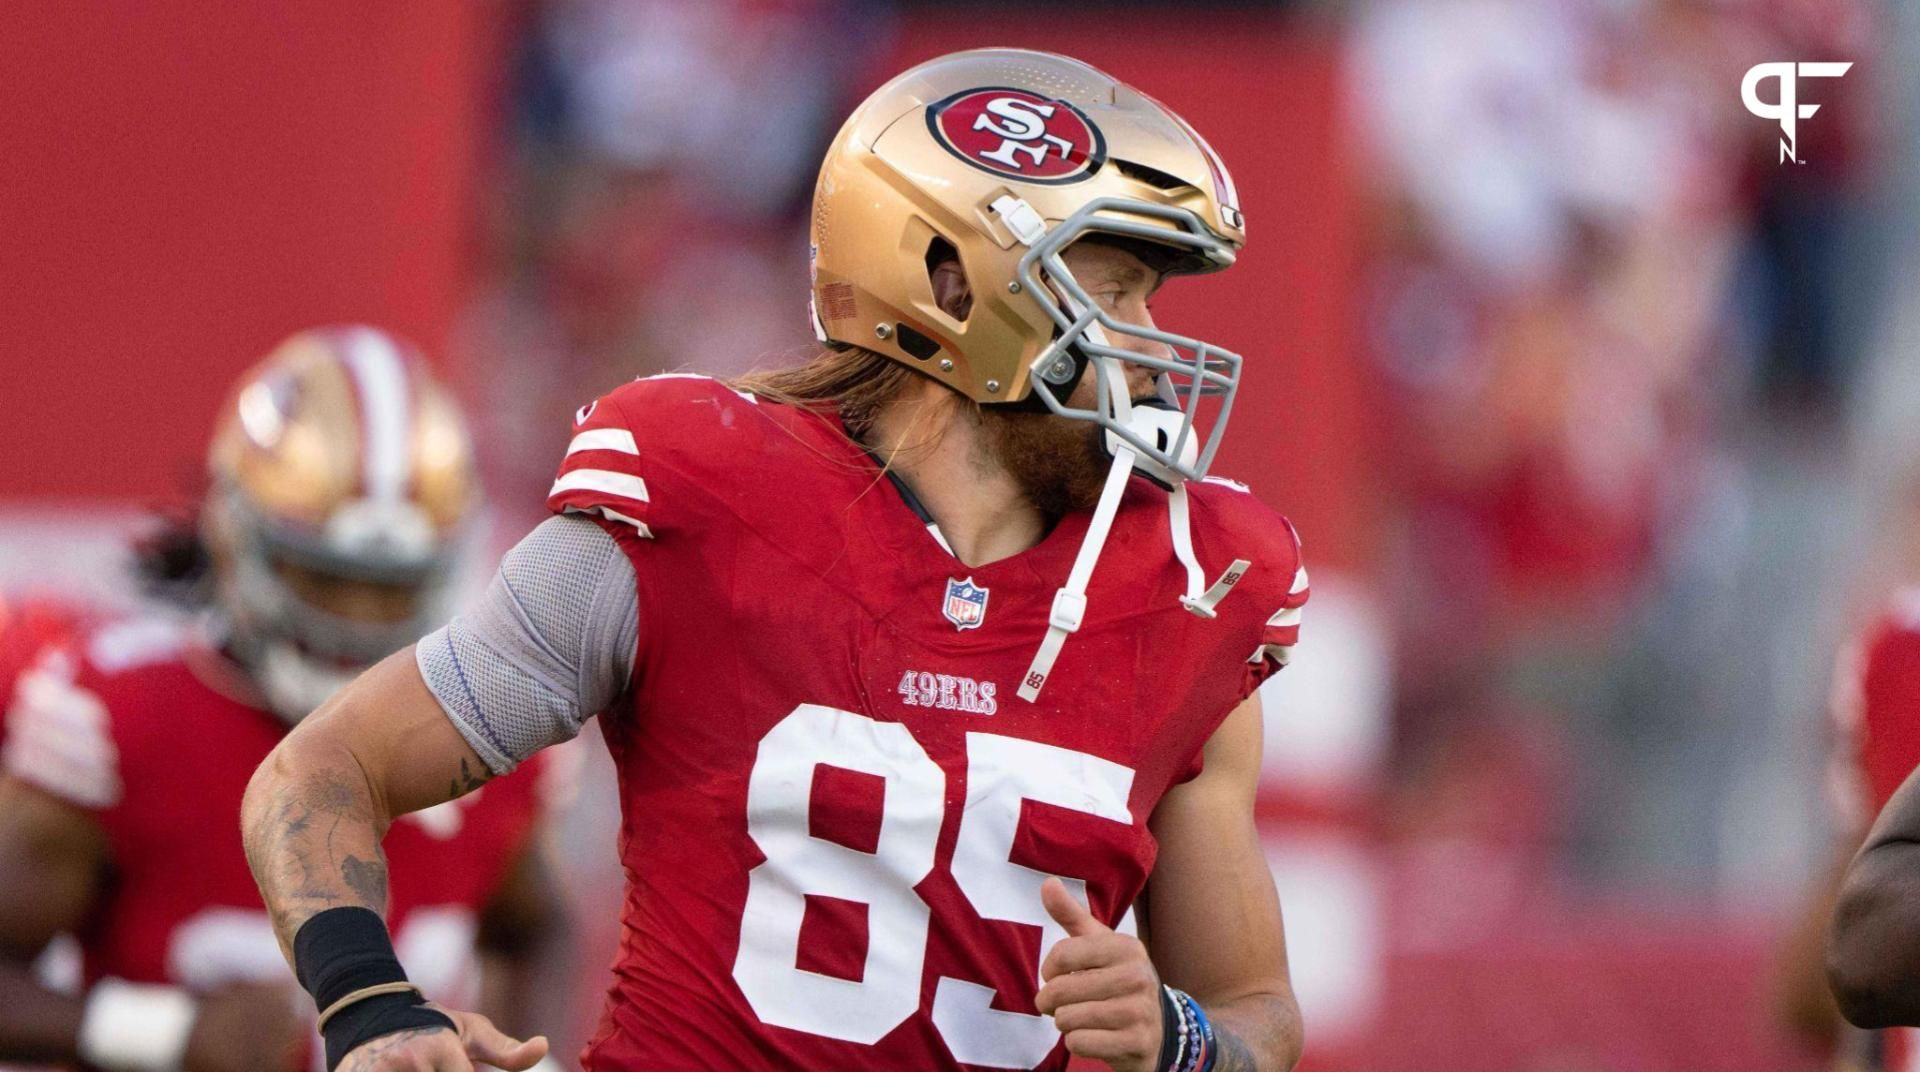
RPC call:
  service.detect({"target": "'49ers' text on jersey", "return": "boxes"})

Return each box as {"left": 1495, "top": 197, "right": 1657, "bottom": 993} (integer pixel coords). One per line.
{"left": 547, "top": 374, "right": 1307, "bottom": 1070}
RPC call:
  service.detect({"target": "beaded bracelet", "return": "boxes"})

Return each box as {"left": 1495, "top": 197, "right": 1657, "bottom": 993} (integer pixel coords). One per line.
{"left": 1161, "top": 986, "right": 1218, "bottom": 1071}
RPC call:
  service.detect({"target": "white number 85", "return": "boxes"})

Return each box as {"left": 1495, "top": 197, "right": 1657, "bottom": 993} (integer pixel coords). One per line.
{"left": 731, "top": 704, "right": 1136, "bottom": 1069}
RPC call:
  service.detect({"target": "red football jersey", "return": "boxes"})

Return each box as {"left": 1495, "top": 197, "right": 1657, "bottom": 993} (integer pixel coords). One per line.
{"left": 547, "top": 374, "right": 1307, "bottom": 1070}
{"left": 1, "top": 615, "right": 548, "bottom": 1058}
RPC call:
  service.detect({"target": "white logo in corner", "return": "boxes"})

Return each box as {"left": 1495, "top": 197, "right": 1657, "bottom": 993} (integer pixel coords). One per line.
{"left": 942, "top": 576, "right": 989, "bottom": 631}
{"left": 1742, "top": 61, "right": 1852, "bottom": 164}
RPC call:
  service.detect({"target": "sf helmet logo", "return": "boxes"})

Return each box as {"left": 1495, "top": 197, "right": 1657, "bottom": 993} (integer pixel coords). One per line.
{"left": 1742, "top": 61, "right": 1852, "bottom": 164}
{"left": 928, "top": 87, "right": 1106, "bottom": 184}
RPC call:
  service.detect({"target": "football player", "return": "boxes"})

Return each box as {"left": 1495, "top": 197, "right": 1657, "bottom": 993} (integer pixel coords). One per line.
{"left": 244, "top": 50, "right": 1308, "bottom": 1071}
{"left": 1823, "top": 585, "right": 1920, "bottom": 1058}
{"left": 0, "top": 328, "right": 567, "bottom": 1070}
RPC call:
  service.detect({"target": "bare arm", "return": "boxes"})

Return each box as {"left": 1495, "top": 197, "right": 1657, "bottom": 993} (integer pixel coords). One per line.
{"left": 1033, "top": 695, "right": 1302, "bottom": 1071}
{"left": 1829, "top": 762, "right": 1920, "bottom": 1027}
{"left": 0, "top": 777, "right": 107, "bottom": 1062}
{"left": 241, "top": 647, "right": 492, "bottom": 960}
{"left": 1143, "top": 694, "right": 1303, "bottom": 1070}
{"left": 244, "top": 516, "right": 633, "bottom": 1069}
{"left": 242, "top": 649, "right": 549, "bottom": 1071}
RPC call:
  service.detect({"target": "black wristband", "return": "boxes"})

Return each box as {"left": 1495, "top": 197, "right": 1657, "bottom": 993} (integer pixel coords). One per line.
{"left": 320, "top": 989, "right": 456, "bottom": 1071}
{"left": 294, "top": 907, "right": 454, "bottom": 1069}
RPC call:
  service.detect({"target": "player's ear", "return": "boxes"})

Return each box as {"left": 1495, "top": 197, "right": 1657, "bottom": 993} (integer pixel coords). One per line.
{"left": 929, "top": 240, "right": 973, "bottom": 322}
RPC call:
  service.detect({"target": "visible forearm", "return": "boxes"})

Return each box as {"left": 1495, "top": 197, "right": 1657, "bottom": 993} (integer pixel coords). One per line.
{"left": 1830, "top": 839, "right": 1920, "bottom": 1027}
{"left": 241, "top": 734, "right": 395, "bottom": 962}
{"left": 0, "top": 964, "right": 84, "bottom": 1062}
{"left": 1829, "top": 763, "right": 1920, "bottom": 1028}
{"left": 1200, "top": 990, "right": 1303, "bottom": 1071}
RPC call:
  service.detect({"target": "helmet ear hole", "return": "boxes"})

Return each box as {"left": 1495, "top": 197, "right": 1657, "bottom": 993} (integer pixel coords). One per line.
{"left": 894, "top": 323, "right": 940, "bottom": 361}
{"left": 925, "top": 236, "right": 972, "bottom": 321}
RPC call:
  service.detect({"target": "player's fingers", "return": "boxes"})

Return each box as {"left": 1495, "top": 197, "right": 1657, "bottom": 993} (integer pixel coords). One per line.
{"left": 1036, "top": 963, "right": 1155, "bottom": 1015}
{"left": 1063, "top": 1026, "right": 1136, "bottom": 1063}
{"left": 1040, "top": 877, "right": 1103, "bottom": 938}
{"left": 1039, "top": 931, "right": 1136, "bottom": 982}
{"left": 427, "top": 1044, "right": 478, "bottom": 1072}
{"left": 455, "top": 1010, "right": 548, "bottom": 1072}
{"left": 1052, "top": 997, "right": 1154, "bottom": 1034}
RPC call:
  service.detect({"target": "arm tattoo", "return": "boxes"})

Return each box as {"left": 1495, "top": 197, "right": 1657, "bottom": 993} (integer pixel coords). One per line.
{"left": 341, "top": 853, "right": 389, "bottom": 910}
{"left": 1211, "top": 1027, "right": 1258, "bottom": 1072}
{"left": 243, "top": 764, "right": 387, "bottom": 947}
{"left": 341, "top": 1025, "right": 455, "bottom": 1070}
{"left": 446, "top": 754, "right": 488, "bottom": 802}
{"left": 243, "top": 749, "right": 492, "bottom": 961}
{"left": 1204, "top": 994, "right": 1300, "bottom": 1071}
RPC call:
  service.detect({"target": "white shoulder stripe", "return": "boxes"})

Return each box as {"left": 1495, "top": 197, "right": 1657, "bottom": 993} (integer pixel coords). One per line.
{"left": 1267, "top": 606, "right": 1303, "bottom": 628}
{"left": 565, "top": 428, "right": 639, "bottom": 457}
{"left": 1290, "top": 566, "right": 1309, "bottom": 594}
{"left": 550, "top": 468, "right": 649, "bottom": 503}
{"left": 341, "top": 328, "right": 413, "bottom": 502}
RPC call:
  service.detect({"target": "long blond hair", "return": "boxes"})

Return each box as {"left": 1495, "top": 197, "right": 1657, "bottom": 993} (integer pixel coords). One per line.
{"left": 730, "top": 344, "right": 928, "bottom": 440}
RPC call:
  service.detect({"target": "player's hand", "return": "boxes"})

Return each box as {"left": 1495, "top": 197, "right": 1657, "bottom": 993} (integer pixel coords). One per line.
{"left": 1034, "top": 876, "right": 1163, "bottom": 1071}
{"left": 181, "top": 980, "right": 306, "bottom": 1071}
{"left": 335, "top": 1007, "right": 548, "bottom": 1072}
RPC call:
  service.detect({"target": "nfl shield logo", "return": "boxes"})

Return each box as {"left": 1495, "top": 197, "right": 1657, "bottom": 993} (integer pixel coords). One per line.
{"left": 943, "top": 577, "right": 989, "bottom": 631}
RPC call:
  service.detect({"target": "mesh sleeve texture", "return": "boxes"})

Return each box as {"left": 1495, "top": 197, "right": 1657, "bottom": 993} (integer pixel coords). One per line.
{"left": 417, "top": 515, "right": 638, "bottom": 773}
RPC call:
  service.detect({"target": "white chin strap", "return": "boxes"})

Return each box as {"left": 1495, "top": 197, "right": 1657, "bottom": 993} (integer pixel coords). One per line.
{"left": 1017, "top": 352, "right": 1248, "bottom": 702}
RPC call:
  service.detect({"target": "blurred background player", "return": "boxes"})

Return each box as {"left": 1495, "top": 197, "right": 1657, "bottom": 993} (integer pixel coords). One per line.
{"left": 0, "top": 327, "right": 568, "bottom": 1070}
{"left": 1775, "top": 474, "right": 1920, "bottom": 1068}
{"left": 1823, "top": 480, "right": 1920, "bottom": 1044}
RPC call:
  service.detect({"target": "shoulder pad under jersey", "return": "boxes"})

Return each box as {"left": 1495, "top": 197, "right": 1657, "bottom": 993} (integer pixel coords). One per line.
{"left": 546, "top": 374, "right": 778, "bottom": 539}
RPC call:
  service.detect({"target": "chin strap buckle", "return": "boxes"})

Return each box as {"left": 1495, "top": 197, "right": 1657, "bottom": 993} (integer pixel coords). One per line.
{"left": 1180, "top": 558, "right": 1250, "bottom": 618}
{"left": 1048, "top": 589, "right": 1086, "bottom": 633}
{"left": 990, "top": 195, "right": 1048, "bottom": 247}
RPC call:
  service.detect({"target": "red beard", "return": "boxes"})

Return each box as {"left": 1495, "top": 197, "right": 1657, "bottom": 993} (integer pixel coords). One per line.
{"left": 971, "top": 406, "right": 1110, "bottom": 521}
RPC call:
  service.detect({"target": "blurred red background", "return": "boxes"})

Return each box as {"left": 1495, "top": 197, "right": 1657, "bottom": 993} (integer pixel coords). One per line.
{"left": 0, "top": 0, "right": 1879, "bottom": 1070}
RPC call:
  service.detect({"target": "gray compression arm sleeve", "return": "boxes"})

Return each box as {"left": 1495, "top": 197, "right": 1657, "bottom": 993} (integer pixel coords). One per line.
{"left": 416, "top": 514, "right": 638, "bottom": 774}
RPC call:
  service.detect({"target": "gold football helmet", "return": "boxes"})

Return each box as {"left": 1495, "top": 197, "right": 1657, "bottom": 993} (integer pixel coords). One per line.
{"left": 203, "top": 326, "right": 478, "bottom": 720}
{"left": 811, "top": 49, "right": 1256, "bottom": 701}
{"left": 809, "top": 47, "right": 1246, "bottom": 483}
